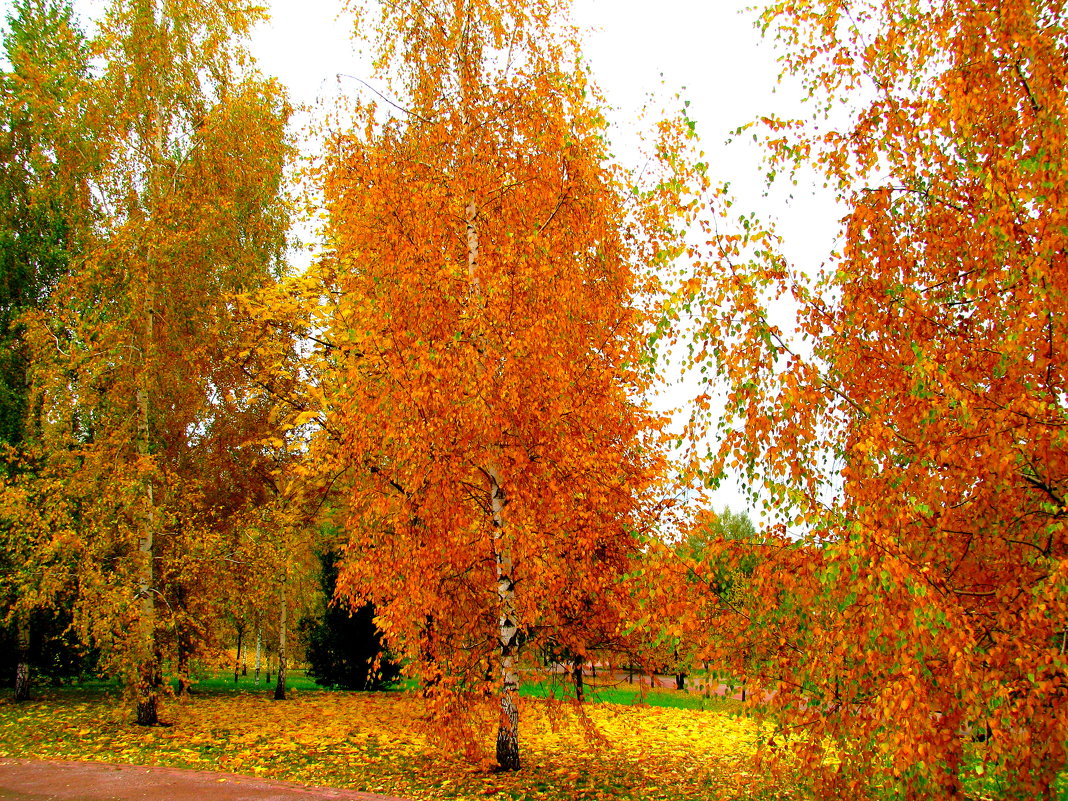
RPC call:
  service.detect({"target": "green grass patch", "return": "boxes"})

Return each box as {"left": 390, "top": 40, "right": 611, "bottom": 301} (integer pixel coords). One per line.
{"left": 43, "top": 669, "right": 736, "bottom": 713}
{"left": 519, "top": 677, "right": 740, "bottom": 712}
{"left": 175, "top": 668, "right": 326, "bottom": 695}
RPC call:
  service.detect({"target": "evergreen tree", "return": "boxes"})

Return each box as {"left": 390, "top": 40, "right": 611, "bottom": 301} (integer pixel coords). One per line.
{"left": 0, "top": 0, "right": 95, "bottom": 702}
{"left": 301, "top": 551, "right": 401, "bottom": 691}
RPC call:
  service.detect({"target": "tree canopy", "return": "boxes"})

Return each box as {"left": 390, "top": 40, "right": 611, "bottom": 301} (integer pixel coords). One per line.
{"left": 680, "top": 0, "right": 1068, "bottom": 795}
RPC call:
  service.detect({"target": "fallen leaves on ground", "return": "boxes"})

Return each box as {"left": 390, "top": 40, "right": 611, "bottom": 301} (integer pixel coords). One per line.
{"left": 0, "top": 690, "right": 787, "bottom": 800}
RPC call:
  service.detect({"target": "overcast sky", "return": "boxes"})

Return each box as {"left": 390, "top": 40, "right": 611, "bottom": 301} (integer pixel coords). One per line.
{"left": 249, "top": 0, "right": 835, "bottom": 246}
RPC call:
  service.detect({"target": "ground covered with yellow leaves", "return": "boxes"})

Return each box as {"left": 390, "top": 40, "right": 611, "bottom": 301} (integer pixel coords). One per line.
{"left": 0, "top": 689, "right": 782, "bottom": 800}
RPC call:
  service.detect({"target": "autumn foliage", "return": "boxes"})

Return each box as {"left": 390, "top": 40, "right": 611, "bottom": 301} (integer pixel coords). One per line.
{"left": 311, "top": 0, "right": 682, "bottom": 771}
{"left": 2, "top": 0, "right": 1067, "bottom": 796}
{"left": 0, "top": 0, "right": 293, "bottom": 723}
{"left": 679, "top": 0, "right": 1068, "bottom": 796}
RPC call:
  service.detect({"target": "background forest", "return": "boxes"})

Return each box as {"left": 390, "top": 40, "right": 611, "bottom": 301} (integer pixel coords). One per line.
{"left": 0, "top": 0, "right": 1065, "bottom": 799}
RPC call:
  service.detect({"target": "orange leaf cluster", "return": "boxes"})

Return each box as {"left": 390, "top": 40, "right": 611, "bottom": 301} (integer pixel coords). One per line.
{"left": 680, "top": 0, "right": 1068, "bottom": 797}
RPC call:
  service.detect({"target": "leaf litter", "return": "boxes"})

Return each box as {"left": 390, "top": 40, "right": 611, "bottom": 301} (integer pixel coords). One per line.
{"left": 0, "top": 691, "right": 780, "bottom": 800}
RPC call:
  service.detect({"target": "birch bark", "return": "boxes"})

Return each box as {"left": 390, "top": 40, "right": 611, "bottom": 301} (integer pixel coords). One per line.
{"left": 488, "top": 465, "right": 520, "bottom": 770}
{"left": 13, "top": 608, "right": 30, "bottom": 702}
{"left": 134, "top": 274, "right": 160, "bottom": 725}
{"left": 274, "top": 578, "right": 288, "bottom": 700}
{"left": 467, "top": 185, "right": 521, "bottom": 769}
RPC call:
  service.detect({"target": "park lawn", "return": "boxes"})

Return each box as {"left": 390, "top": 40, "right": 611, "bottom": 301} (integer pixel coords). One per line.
{"left": 0, "top": 687, "right": 780, "bottom": 801}
{"left": 180, "top": 666, "right": 738, "bottom": 712}
{"left": 521, "top": 677, "right": 738, "bottom": 711}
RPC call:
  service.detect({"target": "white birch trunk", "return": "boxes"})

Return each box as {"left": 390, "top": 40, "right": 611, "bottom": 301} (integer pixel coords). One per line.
{"left": 274, "top": 580, "right": 287, "bottom": 700}
{"left": 464, "top": 189, "right": 522, "bottom": 770}
{"left": 135, "top": 274, "right": 160, "bottom": 726}
{"left": 488, "top": 466, "right": 520, "bottom": 771}
{"left": 132, "top": 86, "right": 170, "bottom": 726}
{"left": 466, "top": 198, "right": 480, "bottom": 292}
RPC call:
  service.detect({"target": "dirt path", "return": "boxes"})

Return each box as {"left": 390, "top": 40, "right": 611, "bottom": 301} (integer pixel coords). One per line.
{"left": 0, "top": 759, "right": 411, "bottom": 801}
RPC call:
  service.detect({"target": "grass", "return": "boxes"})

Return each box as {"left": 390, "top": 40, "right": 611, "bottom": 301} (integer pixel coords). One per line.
{"left": 172, "top": 667, "right": 324, "bottom": 695}
{"left": 520, "top": 676, "right": 738, "bottom": 712}
{"left": 164, "top": 666, "right": 737, "bottom": 712}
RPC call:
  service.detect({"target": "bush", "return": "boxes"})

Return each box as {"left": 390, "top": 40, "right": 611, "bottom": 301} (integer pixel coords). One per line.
{"left": 300, "top": 551, "right": 401, "bottom": 691}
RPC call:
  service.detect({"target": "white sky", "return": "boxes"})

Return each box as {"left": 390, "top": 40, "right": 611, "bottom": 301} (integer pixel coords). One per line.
{"left": 4, "top": 0, "right": 843, "bottom": 521}
{"left": 250, "top": 0, "right": 837, "bottom": 256}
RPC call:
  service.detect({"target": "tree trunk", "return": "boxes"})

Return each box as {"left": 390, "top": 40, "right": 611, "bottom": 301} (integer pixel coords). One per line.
{"left": 463, "top": 161, "right": 520, "bottom": 768}
{"left": 13, "top": 608, "right": 30, "bottom": 702}
{"left": 133, "top": 536, "right": 161, "bottom": 723}
{"left": 134, "top": 279, "right": 160, "bottom": 726}
{"left": 672, "top": 645, "right": 685, "bottom": 692}
{"left": 132, "top": 103, "right": 168, "bottom": 729}
{"left": 274, "top": 581, "right": 287, "bottom": 701}
{"left": 464, "top": 178, "right": 520, "bottom": 769}
{"left": 135, "top": 644, "right": 162, "bottom": 726}
{"left": 176, "top": 624, "right": 194, "bottom": 698}
{"left": 234, "top": 623, "right": 244, "bottom": 684}
{"left": 254, "top": 621, "right": 261, "bottom": 684}
{"left": 572, "top": 658, "right": 584, "bottom": 703}
{"left": 488, "top": 467, "right": 520, "bottom": 772}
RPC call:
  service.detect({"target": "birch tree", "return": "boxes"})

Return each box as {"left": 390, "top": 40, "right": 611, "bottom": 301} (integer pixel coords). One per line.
{"left": 23, "top": 0, "right": 291, "bottom": 724}
{"left": 0, "top": 0, "right": 96, "bottom": 702}
{"left": 318, "top": 0, "right": 683, "bottom": 771}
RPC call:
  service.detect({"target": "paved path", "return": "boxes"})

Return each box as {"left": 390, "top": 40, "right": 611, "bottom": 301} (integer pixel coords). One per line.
{"left": 0, "top": 759, "right": 410, "bottom": 801}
